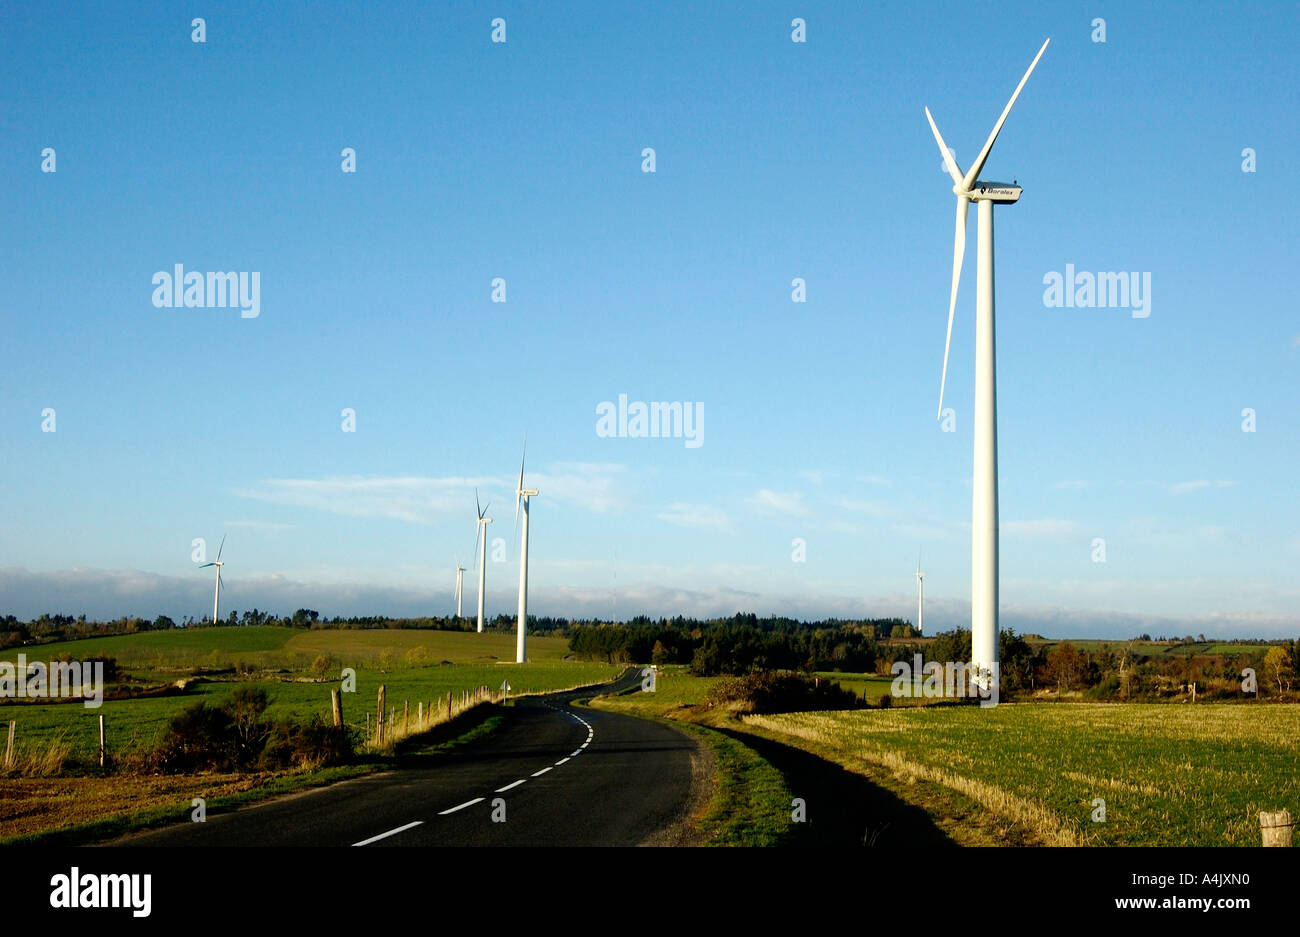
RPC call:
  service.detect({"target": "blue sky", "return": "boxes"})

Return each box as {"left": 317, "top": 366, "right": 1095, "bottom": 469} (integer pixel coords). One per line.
{"left": 2, "top": 1, "right": 1298, "bottom": 637}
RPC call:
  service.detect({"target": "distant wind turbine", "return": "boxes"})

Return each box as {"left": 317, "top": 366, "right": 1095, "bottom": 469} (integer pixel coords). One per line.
{"left": 514, "top": 439, "right": 539, "bottom": 664}
{"left": 474, "top": 490, "right": 492, "bottom": 634}
{"left": 925, "top": 38, "right": 1050, "bottom": 686}
{"left": 454, "top": 561, "right": 465, "bottom": 618}
{"left": 915, "top": 553, "right": 924, "bottom": 635}
{"left": 199, "top": 535, "right": 227, "bottom": 625}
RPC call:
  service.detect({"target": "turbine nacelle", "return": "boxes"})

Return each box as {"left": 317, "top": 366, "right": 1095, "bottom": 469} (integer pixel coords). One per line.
{"left": 966, "top": 181, "right": 1022, "bottom": 203}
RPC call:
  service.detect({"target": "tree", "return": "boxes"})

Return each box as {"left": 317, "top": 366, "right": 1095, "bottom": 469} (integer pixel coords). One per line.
{"left": 1263, "top": 647, "right": 1294, "bottom": 693}
{"left": 1044, "top": 642, "right": 1088, "bottom": 692}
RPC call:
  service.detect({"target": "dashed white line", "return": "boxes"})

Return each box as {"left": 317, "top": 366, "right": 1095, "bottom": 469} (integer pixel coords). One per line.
{"left": 531, "top": 766, "right": 553, "bottom": 777}
{"left": 554, "top": 757, "right": 570, "bottom": 765}
{"left": 438, "top": 797, "right": 485, "bottom": 815}
{"left": 570, "top": 749, "right": 582, "bottom": 757}
{"left": 495, "top": 779, "right": 526, "bottom": 793}
{"left": 352, "top": 820, "right": 423, "bottom": 846}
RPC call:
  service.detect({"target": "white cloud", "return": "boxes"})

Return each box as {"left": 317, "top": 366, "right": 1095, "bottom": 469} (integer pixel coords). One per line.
{"left": 4, "top": 567, "right": 1300, "bottom": 638}
{"left": 1004, "top": 518, "right": 1080, "bottom": 538}
{"left": 532, "top": 463, "right": 629, "bottom": 514}
{"left": 856, "top": 474, "right": 890, "bottom": 486}
{"left": 223, "top": 520, "right": 295, "bottom": 531}
{"left": 233, "top": 464, "right": 630, "bottom": 523}
{"left": 657, "top": 503, "right": 730, "bottom": 530}
{"left": 1165, "top": 480, "right": 1236, "bottom": 496}
{"left": 750, "top": 489, "right": 808, "bottom": 517}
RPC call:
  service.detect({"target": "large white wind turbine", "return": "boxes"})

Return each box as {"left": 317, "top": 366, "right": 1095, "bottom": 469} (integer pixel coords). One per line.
{"left": 473, "top": 490, "right": 493, "bottom": 634}
{"left": 926, "top": 38, "right": 1049, "bottom": 687}
{"left": 199, "top": 534, "right": 227, "bottom": 625}
{"left": 513, "top": 440, "right": 539, "bottom": 664}
{"left": 454, "top": 561, "right": 465, "bottom": 618}
{"left": 916, "top": 553, "right": 924, "bottom": 636}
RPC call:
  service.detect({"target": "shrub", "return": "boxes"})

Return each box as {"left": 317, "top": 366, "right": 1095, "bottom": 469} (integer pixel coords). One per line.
{"left": 704, "top": 671, "right": 862, "bottom": 714}
{"left": 153, "top": 701, "right": 237, "bottom": 772}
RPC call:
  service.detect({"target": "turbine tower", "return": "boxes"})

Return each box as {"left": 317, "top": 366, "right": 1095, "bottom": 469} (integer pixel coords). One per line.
{"left": 473, "top": 490, "right": 492, "bottom": 634}
{"left": 916, "top": 553, "right": 924, "bottom": 636}
{"left": 454, "top": 562, "right": 465, "bottom": 618}
{"left": 926, "top": 38, "right": 1049, "bottom": 688}
{"left": 199, "top": 534, "right": 226, "bottom": 626}
{"left": 513, "top": 440, "right": 539, "bottom": 664}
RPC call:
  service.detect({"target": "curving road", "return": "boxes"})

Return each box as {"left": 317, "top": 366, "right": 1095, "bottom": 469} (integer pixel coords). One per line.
{"left": 111, "top": 670, "right": 701, "bottom": 847}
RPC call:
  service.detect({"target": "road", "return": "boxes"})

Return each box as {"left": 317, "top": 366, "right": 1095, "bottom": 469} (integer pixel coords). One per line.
{"left": 111, "top": 670, "right": 702, "bottom": 847}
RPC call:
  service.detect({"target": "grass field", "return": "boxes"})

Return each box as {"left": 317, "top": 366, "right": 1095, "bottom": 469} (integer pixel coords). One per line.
{"left": 748, "top": 703, "right": 1300, "bottom": 846}
{"left": 1028, "top": 638, "right": 1273, "bottom": 659}
{"left": 2, "top": 626, "right": 579, "bottom": 674}
{"left": 0, "top": 628, "right": 620, "bottom": 764}
{"left": 596, "top": 668, "right": 1299, "bottom": 846}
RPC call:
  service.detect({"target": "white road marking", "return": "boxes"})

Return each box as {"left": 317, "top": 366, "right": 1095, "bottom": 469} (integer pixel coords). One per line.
{"left": 438, "top": 797, "right": 485, "bottom": 815}
{"left": 571, "top": 749, "right": 582, "bottom": 757}
{"left": 495, "top": 779, "right": 526, "bottom": 793}
{"left": 554, "top": 757, "right": 570, "bottom": 765}
{"left": 352, "top": 820, "right": 423, "bottom": 846}
{"left": 531, "top": 766, "right": 553, "bottom": 777}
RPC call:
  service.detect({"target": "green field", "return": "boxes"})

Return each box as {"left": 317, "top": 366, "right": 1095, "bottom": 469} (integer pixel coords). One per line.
{"left": 597, "top": 668, "right": 1299, "bottom": 846}
{"left": 2, "top": 625, "right": 580, "bottom": 675}
{"left": 748, "top": 703, "right": 1300, "bottom": 846}
{"left": 1029, "top": 639, "right": 1273, "bottom": 659}
{"left": 0, "top": 628, "right": 621, "bottom": 763}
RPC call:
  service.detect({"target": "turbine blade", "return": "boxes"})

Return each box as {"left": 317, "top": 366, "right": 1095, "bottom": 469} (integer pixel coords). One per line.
{"left": 925, "top": 107, "right": 963, "bottom": 186}
{"left": 199, "top": 562, "right": 215, "bottom": 568}
{"left": 962, "top": 38, "right": 1050, "bottom": 190}
{"left": 473, "top": 523, "right": 482, "bottom": 570}
{"left": 476, "top": 488, "right": 483, "bottom": 520}
{"left": 215, "top": 534, "right": 226, "bottom": 562}
{"left": 938, "top": 195, "right": 969, "bottom": 418}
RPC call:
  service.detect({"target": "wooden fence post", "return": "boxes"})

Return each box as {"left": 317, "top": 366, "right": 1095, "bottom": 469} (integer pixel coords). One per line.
{"left": 1261, "top": 810, "right": 1293, "bottom": 847}
{"left": 5, "top": 720, "right": 15, "bottom": 769}
{"left": 98, "top": 713, "right": 106, "bottom": 768}
{"left": 377, "top": 684, "right": 386, "bottom": 744}
{"left": 331, "top": 688, "right": 343, "bottom": 728}
{"left": 447, "top": 691, "right": 452, "bottom": 718}
{"left": 418, "top": 701, "right": 423, "bottom": 730}
{"left": 403, "top": 700, "right": 409, "bottom": 732}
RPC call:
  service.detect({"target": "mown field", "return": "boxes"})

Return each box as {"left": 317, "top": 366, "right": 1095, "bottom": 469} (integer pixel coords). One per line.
{"left": 598, "top": 668, "right": 1299, "bottom": 846}
{"left": 0, "top": 628, "right": 621, "bottom": 763}
{"left": 748, "top": 703, "right": 1300, "bottom": 846}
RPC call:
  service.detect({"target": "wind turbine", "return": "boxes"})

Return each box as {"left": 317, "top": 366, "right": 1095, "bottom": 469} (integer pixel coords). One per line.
{"left": 199, "top": 535, "right": 227, "bottom": 626}
{"left": 454, "top": 561, "right": 465, "bottom": 618}
{"left": 925, "top": 38, "right": 1049, "bottom": 688}
{"left": 916, "top": 553, "right": 924, "bottom": 636}
{"left": 513, "top": 440, "right": 539, "bottom": 664}
{"left": 473, "top": 490, "right": 492, "bottom": 634}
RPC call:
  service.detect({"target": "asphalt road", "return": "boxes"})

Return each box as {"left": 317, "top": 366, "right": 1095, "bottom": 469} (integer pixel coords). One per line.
{"left": 112, "top": 670, "right": 700, "bottom": 847}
